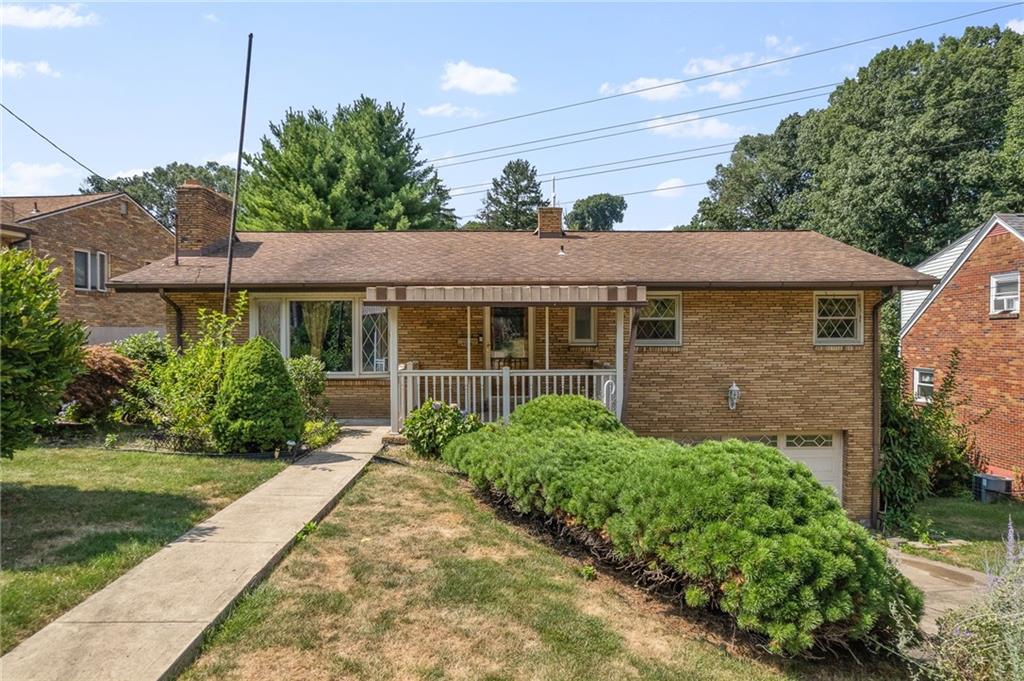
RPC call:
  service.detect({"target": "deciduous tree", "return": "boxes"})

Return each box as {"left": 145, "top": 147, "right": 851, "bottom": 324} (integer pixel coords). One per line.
{"left": 565, "top": 193, "right": 627, "bottom": 231}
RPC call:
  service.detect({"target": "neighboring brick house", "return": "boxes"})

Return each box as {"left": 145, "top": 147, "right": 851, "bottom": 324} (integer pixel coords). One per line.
{"left": 900, "top": 214, "right": 1024, "bottom": 490}
{"left": 112, "top": 181, "right": 936, "bottom": 524}
{"left": 1, "top": 192, "right": 174, "bottom": 343}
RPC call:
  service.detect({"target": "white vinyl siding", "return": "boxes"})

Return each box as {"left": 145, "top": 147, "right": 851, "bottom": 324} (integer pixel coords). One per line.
{"left": 900, "top": 228, "right": 977, "bottom": 328}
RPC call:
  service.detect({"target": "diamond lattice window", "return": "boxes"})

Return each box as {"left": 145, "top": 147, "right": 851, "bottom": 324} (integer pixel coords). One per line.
{"left": 637, "top": 296, "right": 679, "bottom": 343}
{"left": 785, "top": 434, "right": 834, "bottom": 448}
{"left": 361, "top": 304, "right": 389, "bottom": 373}
{"left": 739, "top": 434, "right": 779, "bottom": 446}
{"left": 815, "top": 295, "right": 860, "bottom": 344}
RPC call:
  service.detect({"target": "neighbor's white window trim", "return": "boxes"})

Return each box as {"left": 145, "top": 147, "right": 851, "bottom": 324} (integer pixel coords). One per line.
{"left": 568, "top": 306, "right": 597, "bottom": 346}
{"left": 636, "top": 292, "right": 682, "bottom": 347}
{"left": 248, "top": 293, "right": 388, "bottom": 379}
{"left": 72, "top": 249, "right": 91, "bottom": 290}
{"left": 989, "top": 271, "right": 1020, "bottom": 314}
{"left": 913, "top": 368, "right": 935, "bottom": 404}
{"left": 813, "top": 291, "right": 864, "bottom": 346}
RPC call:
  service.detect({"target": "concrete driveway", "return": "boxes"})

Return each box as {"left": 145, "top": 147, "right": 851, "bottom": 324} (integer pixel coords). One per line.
{"left": 890, "top": 550, "right": 989, "bottom": 635}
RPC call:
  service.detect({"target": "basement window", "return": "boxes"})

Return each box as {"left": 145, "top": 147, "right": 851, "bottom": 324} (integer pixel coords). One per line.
{"left": 913, "top": 368, "right": 934, "bottom": 403}
{"left": 990, "top": 272, "right": 1020, "bottom": 314}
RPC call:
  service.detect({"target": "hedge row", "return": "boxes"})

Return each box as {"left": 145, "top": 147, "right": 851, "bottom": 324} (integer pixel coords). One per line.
{"left": 442, "top": 396, "right": 922, "bottom": 654}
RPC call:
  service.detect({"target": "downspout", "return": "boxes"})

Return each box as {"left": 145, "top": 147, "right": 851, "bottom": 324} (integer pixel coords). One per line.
{"left": 870, "top": 286, "right": 897, "bottom": 529}
{"left": 159, "top": 288, "right": 183, "bottom": 351}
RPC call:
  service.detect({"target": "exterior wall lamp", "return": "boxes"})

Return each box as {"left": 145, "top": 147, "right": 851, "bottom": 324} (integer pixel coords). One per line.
{"left": 727, "top": 382, "right": 741, "bottom": 410}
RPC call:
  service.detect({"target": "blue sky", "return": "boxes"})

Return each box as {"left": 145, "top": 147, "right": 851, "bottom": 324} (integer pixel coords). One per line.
{"left": 2, "top": 2, "right": 1022, "bottom": 230}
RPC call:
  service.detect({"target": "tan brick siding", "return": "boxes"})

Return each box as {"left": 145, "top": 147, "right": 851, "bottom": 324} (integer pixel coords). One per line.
{"left": 160, "top": 289, "right": 880, "bottom": 518}
{"left": 902, "top": 229, "right": 1024, "bottom": 483}
{"left": 25, "top": 197, "right": 173, "bottom": 334}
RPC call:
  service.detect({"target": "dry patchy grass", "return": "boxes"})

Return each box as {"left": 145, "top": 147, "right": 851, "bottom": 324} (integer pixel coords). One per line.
{"left": 184, "top": 452, "right": 902, "bottom": 681}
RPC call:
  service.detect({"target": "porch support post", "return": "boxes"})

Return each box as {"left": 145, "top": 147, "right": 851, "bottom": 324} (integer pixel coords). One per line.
{"left": 466, "top": 306, "right": 471, "bottom": 370}
{"left": 388, "top": 306, "right": 399, "bottom": 433}
{"left": 615, "top": 307, "right": 624, "bottom": 418}
{"left": 544, "top": 307, "right": 550, "bottom": 370}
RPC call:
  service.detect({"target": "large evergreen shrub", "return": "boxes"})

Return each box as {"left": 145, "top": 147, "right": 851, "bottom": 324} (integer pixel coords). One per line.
{"left": 0, "top": 249, "right": 86, "bottom": 457}
{"left": 443, "top": 396, "right": 922, "bottom": 654}
{"left": 507, "top": 394, "right": 626, "bottom": 434}
{"left": 211, "top": 337, "right": 304, "bottom": 453}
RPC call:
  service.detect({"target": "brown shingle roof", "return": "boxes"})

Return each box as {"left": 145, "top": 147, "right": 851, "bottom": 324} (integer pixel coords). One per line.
{"left": 0, "top": 193, "right": 121, "bottom": 222}
{"left": 111, "top": 229, "right": 936, "bottom": 291}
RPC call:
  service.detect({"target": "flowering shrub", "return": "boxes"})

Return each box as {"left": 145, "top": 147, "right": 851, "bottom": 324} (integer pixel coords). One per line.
{"left": 443, "top": 395, "right": 922, "bottom": 655}
{"left": 403, "top": 400, "right": 482, "bottom": 458}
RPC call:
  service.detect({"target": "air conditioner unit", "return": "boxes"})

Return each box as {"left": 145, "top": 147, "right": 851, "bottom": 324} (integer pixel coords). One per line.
{"left": 972, "top": 473, "right": 1013, "bottom": 503}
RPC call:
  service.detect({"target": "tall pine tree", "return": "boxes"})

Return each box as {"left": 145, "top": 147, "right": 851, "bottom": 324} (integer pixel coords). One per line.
{"left": 240, "top": 97, "right": 456, "bottom": 231}
{"left": 477, "top": 159, "right": 549, "bottom": 230}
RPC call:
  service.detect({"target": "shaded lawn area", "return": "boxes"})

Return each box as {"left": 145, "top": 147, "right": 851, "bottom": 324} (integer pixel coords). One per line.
{"left": 184, "top": 452, "right": 903, "bottom": 681}
{"left": 902, "top": 495, "right": 1022, "bottom": 573}
{"left": 0, "top": 447, "right": 285, "bottom": 652}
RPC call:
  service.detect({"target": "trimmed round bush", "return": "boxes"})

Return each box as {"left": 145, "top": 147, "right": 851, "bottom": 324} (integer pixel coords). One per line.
{"left": 403, "top": 400, "right": 482, "bottom": 458}
{"left": 211, "top": 337, "right": 304, "bottom": 453}
{"left": 507, "top": 394, "right": 626, "bottom": 434}
{"left": 443, "top": 396, "right": 922, "bottom": 654}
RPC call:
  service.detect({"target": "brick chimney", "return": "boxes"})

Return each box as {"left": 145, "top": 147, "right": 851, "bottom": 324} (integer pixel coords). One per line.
{"left": 537, "top": 206, "right": 564, "bottom": 238}
{"left": 175, "top": 179, "right": 233, "bottom": 255}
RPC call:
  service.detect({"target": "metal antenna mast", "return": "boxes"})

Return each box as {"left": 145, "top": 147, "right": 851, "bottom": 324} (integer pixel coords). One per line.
{"left": 223, "top": 33, "right": 254, "bottom": 315}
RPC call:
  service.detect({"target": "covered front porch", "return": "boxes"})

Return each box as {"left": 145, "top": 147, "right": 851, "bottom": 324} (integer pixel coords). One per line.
{"left": 367, "top": 284, "right": 647, "bottom": 431}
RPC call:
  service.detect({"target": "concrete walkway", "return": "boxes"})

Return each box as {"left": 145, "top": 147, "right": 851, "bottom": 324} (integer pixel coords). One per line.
{"left": 890, "top": 549, "right": 989, "bottom": 635}
{"left": 1, "top": 426, "right": 387, "bottom": 681}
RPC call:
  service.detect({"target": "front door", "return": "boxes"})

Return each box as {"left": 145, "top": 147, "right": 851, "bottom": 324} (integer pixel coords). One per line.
{"left": 489, "top": 307, "right": 528, "bottom": 368}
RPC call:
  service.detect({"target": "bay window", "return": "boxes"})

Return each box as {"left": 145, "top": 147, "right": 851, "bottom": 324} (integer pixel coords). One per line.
{"left": 250, "top": 296, "right": 387, "bottom": 376}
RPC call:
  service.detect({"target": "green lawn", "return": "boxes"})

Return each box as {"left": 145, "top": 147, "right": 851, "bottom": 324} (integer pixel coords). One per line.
{"left": 902, "top": 495, "right": 1022, "bottom": 573}
{"left": 183, "top": 451, "right": 901, "bottom": 681}
{"left": 0, "top": 446, "right": 285, "bottom": 652}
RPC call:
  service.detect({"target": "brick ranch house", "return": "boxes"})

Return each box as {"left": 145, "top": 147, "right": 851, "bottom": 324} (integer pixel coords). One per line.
{"left": 901, "top": 214, "right": 1023, "bottom": 490}
{"left": 111, "top": 181, "right": 936, "bottom": 524}
{"left": 1, "top": 192, "right": 174, "bottom": 343}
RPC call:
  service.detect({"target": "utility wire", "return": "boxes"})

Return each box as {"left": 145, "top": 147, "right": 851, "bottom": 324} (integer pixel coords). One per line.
{"left": 448, "top": 97, "right": 1010, "bottom": 196}
{"left": 436, "top": 92, "right": 829, "bottom": 169}
{"left": 426, "top": 82, "right": 839, "bottom": 163}
{"left": 449, "top": 142, "right": 738, "bottom": 191}
{"left": 1, "top": 102, "right": 106, "bottom": 179}
{"left": 417, "top": 3, "right": 1022, "bottom": 139}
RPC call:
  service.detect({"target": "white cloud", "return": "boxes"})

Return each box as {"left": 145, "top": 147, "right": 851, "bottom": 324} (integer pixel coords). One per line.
{"left": 684, "top": 52, "right": 755, "bottom": 76}
{"left": 0, "top": 3, "right": 98, "bottom": 29}
{"left": 697, "top": 79, "right": 745, "bottom": 100}
{"left": 1, "top": 59, "right": 61, "bottom": 78}
{"left": 645, "top": 114, "right": 742, "bottom": 140}
{"left": 599, "top": 77, "right": 688, "bottom": 101}
{"left": 654, "top": 178, "right": 687, "bottom": 198}
{"left": 763, "top": 34, "right": 801, "bottom": 58}
{"left": 441, "top": 60, "right": 517, "bottom": 95}
{"left": 417, "top": 102, "right": 482, "bottom": 118}
{"left": 203, "top": 13, "right": 219, "bottom": 23}
{"left": 1007, "top": 18, "right": 1024, "bottom": 34}
{"left": 0, "top": 162, "right": 78, "bottom": 194}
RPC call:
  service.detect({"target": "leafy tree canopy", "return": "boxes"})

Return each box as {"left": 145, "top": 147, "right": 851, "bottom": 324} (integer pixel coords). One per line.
{"left": 477, "top": 159, "right": 549, "bottom": 230}
{"left": 565, "top": 193, "right": 628, "bottom": 231}
{"left": 81, "top": 161, "right": 238, "bottom": 231}
{"left": 680, "top": 25, "right": 1024, "bottom": 265}
{"left": 240, "top": 96, "right": 455, "bottom": 231}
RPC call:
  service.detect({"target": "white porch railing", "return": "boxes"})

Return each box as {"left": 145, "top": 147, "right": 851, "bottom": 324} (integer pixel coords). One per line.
{"left": 397, "top": 367, "right": 617, "bottom": 425}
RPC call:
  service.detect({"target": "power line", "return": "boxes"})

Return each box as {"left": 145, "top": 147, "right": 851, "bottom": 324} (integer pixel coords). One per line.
{"left": 1, "top": 102, "right": 105, "bottom": 179}
{"left": 449, "top": 142, "right": 738, "bottom": 192}
{"left": 452, "top": 148, "right": 736, "bottom": 197}
{"left": 435, "top": 91, "right": 829, "bottom": 169}
{"left": 417, "top": 3, "right": 1022, "bottom": 139}
{"left": 427, "top": 82, "right": 839, "bottom": 163}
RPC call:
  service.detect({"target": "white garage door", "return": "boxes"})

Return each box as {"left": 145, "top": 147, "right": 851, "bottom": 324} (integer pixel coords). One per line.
{"left": 777, "top": 433, "right": 843, "bottom": 497}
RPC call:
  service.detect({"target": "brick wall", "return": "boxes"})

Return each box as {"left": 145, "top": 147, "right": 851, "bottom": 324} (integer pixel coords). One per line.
{"left": 26, "top": 196, "right": 173, "bottom": 338}
{"left": 901, "top": 228, "right": 1024, "bottom": 482}
{"left": 160, "top": 289, "right": 881, "bottom": 518}
{"left": 175, "top": 181, "right": 232, "bottom": 255}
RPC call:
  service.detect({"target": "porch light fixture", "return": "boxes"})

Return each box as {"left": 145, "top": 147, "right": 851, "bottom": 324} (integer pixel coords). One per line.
{"left": 727, "top": 382, "right": 741, "bottom": 410}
